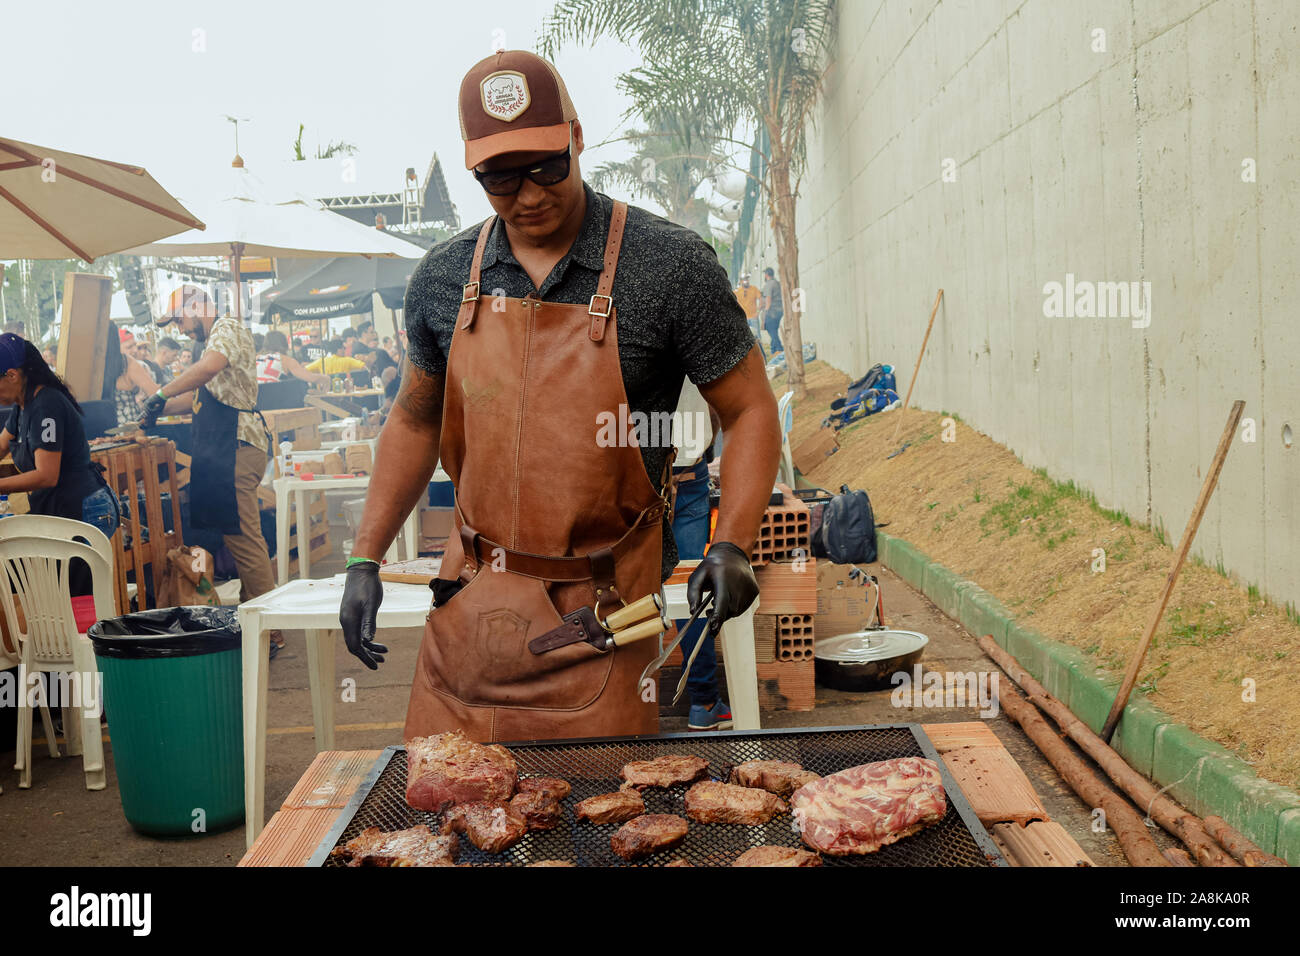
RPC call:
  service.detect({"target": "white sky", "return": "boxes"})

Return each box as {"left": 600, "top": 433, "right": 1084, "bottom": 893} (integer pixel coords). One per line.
{"left": 1, "top": 0, "right": 647, "bottom": 227}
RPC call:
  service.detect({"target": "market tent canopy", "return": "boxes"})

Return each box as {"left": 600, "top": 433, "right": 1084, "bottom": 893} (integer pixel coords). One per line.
{"left": 0, "top": 136, "right": 204, "bottom": 261}
{"left": 121, "top": 163, "right": 426, "bottom": 259}
{"left": 260, "top": 255, "right": 418, "bottom": 322}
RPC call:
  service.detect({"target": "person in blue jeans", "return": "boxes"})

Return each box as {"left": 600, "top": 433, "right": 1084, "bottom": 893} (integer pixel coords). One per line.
{"left": 760, "top": 267, "right": 784, "bottom": 357}
{"left": 671, "top": 458, "right": 732, "bottom": 730}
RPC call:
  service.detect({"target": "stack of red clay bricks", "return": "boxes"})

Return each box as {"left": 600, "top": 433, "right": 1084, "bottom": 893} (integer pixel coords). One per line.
{"left": 750, "top": 485, "right": 816, "bottom": 711}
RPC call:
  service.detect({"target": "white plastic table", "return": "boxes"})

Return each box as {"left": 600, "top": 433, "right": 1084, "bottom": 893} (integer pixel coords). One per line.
{"left": 238, "top": 575, "right": 435, "bottom": 847}
{"left": 662, "top": 583, "right": 760, "bottom": 734}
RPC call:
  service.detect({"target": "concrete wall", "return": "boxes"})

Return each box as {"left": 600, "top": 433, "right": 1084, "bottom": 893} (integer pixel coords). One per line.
{"left": 795, "top": 0, "right": 1300, "bottom": 607}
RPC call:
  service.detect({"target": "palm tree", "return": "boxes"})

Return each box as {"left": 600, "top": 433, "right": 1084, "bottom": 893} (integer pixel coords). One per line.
{"left": 542, "top": 0, "right": 836, "bottom": 395}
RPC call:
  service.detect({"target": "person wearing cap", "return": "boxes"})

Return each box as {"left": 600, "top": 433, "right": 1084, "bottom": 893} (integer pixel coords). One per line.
{"left": 339, "top": 50, "right": 780, "bottom": 744}
{"left": 734, "top": 273, "right": 760, "bottom": 335}
{"left": 140, "top": 286, "right": 276, "bottom": 605}
{"left": 0, "top": 334, "right": 119, "bottom": 541}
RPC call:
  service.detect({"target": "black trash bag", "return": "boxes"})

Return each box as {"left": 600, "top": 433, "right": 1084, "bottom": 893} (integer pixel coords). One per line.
{"left": 811, "top": 484, "right": 878, "bottom": 564}
{"left": 88, "top": 606, "right": 240, "bottom": 659}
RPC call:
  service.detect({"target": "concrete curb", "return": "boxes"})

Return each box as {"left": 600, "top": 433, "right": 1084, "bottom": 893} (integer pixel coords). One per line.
{"left": 876, "top": 530, "right": 1300, "bottom": 864}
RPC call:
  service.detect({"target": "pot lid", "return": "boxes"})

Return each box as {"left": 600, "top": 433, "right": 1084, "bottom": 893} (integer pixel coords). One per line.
{"left": 816, "top": 629, "right": 929, "bottom": 663}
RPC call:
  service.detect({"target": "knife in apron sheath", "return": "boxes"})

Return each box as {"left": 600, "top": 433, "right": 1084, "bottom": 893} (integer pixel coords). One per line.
{"left": 528, "top": 592, "right": 668, "bottom": 655}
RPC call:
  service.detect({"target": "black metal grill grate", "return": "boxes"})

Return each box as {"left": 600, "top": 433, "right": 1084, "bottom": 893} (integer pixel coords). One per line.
{"left": 315, "top": 724, "right": 1005, "bottom": 867}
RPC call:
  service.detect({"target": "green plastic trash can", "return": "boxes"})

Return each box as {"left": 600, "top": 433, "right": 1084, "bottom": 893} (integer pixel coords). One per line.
{"left": 88, "top": 606, "right": 243, "bottom": 836}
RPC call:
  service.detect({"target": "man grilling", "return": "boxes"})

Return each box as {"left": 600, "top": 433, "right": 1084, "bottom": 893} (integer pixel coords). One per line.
{"left": 339, "top": 50, "right": 780, "bottom": 743}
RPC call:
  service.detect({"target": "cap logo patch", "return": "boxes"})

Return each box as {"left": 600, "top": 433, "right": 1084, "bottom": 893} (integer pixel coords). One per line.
{"left": 480, "top": 70, "right": 530, "bottom": 122}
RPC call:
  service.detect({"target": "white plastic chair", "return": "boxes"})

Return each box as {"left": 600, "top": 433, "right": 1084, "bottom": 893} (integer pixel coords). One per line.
{"left": 0, "top": 515, "right": 115, "bottom": 791}
{"left": 776, "top": 389, "right": 796, "bottom": 488}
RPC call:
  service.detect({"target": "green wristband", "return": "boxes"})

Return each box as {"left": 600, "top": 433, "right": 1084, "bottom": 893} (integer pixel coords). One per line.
{"left": 346, "top": 556, "right": 381, "bottom": 569}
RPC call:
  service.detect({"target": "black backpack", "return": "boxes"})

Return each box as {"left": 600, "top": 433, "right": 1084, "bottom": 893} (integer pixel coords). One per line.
{"left": 810, "top": 484, "right": 877, "bottom": 563}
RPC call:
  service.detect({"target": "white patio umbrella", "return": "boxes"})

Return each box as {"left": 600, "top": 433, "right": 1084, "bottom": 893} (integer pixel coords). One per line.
{"left": 123, "top": 159, "right": 422, "bottom": 318}
{"left": 0, "top": 136, "right": 204, "bottom": 261}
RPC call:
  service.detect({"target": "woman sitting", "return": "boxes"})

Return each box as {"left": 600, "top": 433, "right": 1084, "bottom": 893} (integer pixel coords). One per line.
{"left": 257, "top": 330, "right": 329, "bottom": 389}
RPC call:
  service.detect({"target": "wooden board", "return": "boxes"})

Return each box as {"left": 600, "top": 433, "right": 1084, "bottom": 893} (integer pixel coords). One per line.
{"left": 261, "top": 406, "right": 323, "bottom": 436}
{"left": 237, "top": 808, "right": 348, "bottom": 868}
{"left": 940, "top": 745, "right": 1049, "bottom": 826}
{"left": 56, "top": 272, "right": 112, "bottom": 403}
{"left": 923, "top": 720, "right": 1002, "bottom": 752}
{"left": 378, "top": 557, "right": 441, "bottom": 585}
{"left": 991, "top": 820, "right": 1095, "bottom": 867}
{"left": 282, "top": 750, "right": 382, "bottom": 810}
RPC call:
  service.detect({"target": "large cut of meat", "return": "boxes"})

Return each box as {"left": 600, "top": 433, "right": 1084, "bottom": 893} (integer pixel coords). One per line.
{"left": 732, "top": 845, "right": 822, "bottom": 867}
{"left": 405, "top": 731, "right": 518, "bottom": 811}
{"left": 610, "top": 814, "right": 690, "bottom": 860}
{"left": 575, "top": 789, "right": 645, "bottom": 825}
{"left": 621, "top": 754, "right": 709, "bottom": 790}
{"left": 510, "top": 789, "right": 563, "bottom": 830}
{"left": 331, "top": 826, "right": 458, "bottom": 867}
{"left": 791, "top": 757, "right": 946, "bottom": 856}
{"left": 729, "top": 760, "right": 821, "bottom": 798}
{"left": 684, "top": 781, "right": 788, "bottom": 825}
{"left": 441, "top": 801, "right": 529, "bottom": 853}
{"left": 517, "top": 776, "right": 572, "bottom": 800}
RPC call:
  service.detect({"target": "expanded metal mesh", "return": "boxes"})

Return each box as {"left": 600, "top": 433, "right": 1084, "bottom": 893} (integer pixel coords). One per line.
{"left": 320, "top": 725, "right": 1002, "bottom": 867}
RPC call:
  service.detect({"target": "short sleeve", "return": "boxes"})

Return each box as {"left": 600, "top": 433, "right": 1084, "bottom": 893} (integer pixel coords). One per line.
{"left": 3, "top": 406, "right": 16, "bottom": 437}
{"left": 33, "top": 393, "right": 71, "bottom": 452}
{"left": 671, "top": 238, "right": 757, "bottom": 386}
{"left": 204, "top": 318, "right": 240, "bottom": 364}
{"left": 404, "top": 241, "right": 464, "bottom": 377}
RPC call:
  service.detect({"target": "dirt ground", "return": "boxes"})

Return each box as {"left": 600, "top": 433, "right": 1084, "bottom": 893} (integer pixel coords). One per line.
{"left": 776, "top": 361, "right": 1300, "bottom": 790}
{"left": 0, "top": 557, "right": 1145, "bottom": 867}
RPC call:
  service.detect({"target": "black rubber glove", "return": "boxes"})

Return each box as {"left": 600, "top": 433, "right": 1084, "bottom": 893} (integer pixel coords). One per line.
{"left": 339, "top": 562, "right": 388, "bottom": 669}
{"left": 686, "top": 541, "right": 759, "bottom": 635}
{"left": 139, "top": 391, "right": 167, "bottom": 429}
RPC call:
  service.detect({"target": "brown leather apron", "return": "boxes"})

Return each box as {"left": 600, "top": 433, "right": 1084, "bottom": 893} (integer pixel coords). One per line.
{"left": 404, "top": 201, "right": 668, "bottom": 743}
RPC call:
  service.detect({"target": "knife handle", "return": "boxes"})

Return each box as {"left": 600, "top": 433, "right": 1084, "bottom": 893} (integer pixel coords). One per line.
{"left": 608, "top": 614, "right": 670, "bottom": 647}
{"left": 603, "top": 593, "right": 664, "bottom": 632}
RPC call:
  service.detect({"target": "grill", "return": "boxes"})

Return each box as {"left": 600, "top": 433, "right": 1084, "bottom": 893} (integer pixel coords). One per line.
{"left": 310, "top": 724, "right": 1006, "bottom": 867}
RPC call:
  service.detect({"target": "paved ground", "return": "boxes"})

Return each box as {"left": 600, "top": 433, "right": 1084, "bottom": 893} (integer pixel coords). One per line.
{"left": 0, "top": 559, "right": 1160, "bottom": 866}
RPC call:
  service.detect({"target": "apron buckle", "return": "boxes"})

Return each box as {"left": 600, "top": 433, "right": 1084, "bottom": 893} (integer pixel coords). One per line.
{"left": 588, "top": 293, "right": 612, "bottom": 317}
{"left": 461, "top": 281, "right": 481, "bottom": 303}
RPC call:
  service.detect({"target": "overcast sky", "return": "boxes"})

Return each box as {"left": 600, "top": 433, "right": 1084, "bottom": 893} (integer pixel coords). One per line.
{"left": 1, "top": 0, "right": 646, "bottom": 229}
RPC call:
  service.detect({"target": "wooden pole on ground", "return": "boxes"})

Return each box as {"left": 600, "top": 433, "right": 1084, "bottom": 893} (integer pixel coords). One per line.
{"left": 996, "top": 681, "right": 1170, "bottom": 866}
{"left": 1203, "top": 815, "right": 1288, "bottom": 867}
{"left": 887, "top": 288, "right": 943, "bottom": 455}
{"left": 1100, "top": 399, "right": 1247, "bottom": 742}
{"left": 978, "top": 634, "right": 1237, "bottom": 866}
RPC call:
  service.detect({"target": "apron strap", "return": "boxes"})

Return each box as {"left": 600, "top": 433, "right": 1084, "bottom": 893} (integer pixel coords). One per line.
{"left": 588, "top": 201, "right": 628, "bottom": 343}
{"left": 457, "top": 217, "right": 496, "bottom": 332}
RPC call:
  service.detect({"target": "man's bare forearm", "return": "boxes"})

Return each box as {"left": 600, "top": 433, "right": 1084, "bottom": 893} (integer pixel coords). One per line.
{"left": 711, "top": 404, "right": 780, "bottom": 554}
{"left": 352, "top": 365, "right": 445, "bottom": 561}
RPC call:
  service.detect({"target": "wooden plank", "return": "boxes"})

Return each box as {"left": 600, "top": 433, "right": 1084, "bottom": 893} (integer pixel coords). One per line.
{"left": 991, "top": 821, "right": 1095, "bottom": 867}
{"left": 940, "top": 745, "right": 1049, "bottom": 826}
{"left": 56, "top": 272, "right": 112, "bottom": 402}
{"left": 922, "top": 720, "right": 1002, "bottom": 753}
{"left": 237, "top": 808, "right": 341, "bottom": 867}
{"left": 261, "top": 406, "right": 323, "bottom": 435}
{"left": 282, "top": 750, "right": 382, "bottom": 810}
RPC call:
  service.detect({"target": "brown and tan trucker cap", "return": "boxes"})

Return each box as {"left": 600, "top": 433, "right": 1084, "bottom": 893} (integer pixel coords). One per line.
{"left": 458, "top": 50, "right": 577, "bottom": 169}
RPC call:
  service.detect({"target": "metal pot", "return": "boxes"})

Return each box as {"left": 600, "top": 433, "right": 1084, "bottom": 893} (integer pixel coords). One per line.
{"left": 814, "top": 628, "right": 929, "bottom": 691}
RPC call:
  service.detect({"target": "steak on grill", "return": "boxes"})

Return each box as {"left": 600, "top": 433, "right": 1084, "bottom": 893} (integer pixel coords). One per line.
{"left": 405, "top": 731, "right": 517, "bottom": 811}
{"left": 729, "top": 760, "right": 821, "bottom": 798}
{"left": 440, "top": 800, "right": 529, "bottom": 853}
{"left": 527, "top": 860, "right": 576, "bottom": 867}
{"left": 575, "top": 789, "right": 645, "bottom": 825}
{"left": 620, "top": 754, "right": 709, "bottom": 790}
{"left": 510, "top": 789, "right": 563, "bottom": 830}
{"left": 732, "top": 845, "right": 822, "bottom": 867}
{"left": 684, "top": 781, "right": 788, "bottom": 825}
{"left": 610, "top": 814, "right": 690, "bottom": 861}
{"left": 517, "top": 776, "right": 572, "bottom": 800}
{"left": 791, "top": 757, "right": 946, "bottom": 856}
{"left": 331, "top": 826, "right": 458, "bottom": 867}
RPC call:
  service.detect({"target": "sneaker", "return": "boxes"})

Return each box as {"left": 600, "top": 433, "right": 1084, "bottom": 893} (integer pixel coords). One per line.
{"left": 688, "top": 699, "right": 733, "bottom": 731}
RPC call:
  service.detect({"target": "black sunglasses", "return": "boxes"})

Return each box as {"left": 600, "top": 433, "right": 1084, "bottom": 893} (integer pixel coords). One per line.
{"left": 473, "top": 126, "right": 573, "bottom": 196}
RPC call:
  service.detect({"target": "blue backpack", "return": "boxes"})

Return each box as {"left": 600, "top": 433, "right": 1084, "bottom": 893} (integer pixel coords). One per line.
{"left": 811, "top": 484, "right": 878, "bottom": 564}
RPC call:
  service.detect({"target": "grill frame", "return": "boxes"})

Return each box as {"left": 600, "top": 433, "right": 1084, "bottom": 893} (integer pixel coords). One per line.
{"left": 308, "top": 723, "right": 1007, "bottom": 867}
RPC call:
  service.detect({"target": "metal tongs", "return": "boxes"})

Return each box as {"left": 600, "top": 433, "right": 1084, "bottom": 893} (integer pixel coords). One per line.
{"left": 637, "top": 595, "right": 716, "bottom": 705}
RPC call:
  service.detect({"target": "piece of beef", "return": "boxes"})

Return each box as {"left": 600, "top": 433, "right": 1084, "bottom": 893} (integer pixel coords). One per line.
{"left": 732, "top": 845, "right": 822, "bottom": 867}
{"left": 791, "top": 757, "right": 946, "bottom": 856}
{"left": 526, "top": 860, "right": 576, "bottom": 867}
{"left": 510, "top": 789, "right": 563, "bottom": 830}
{"left": 440, "top": 801, "right": 529, "bottom": 853}
{"left": 729, "top": 760, "right": 821, "bottom": 798}
{"left": 684, "top": 781, "right": 788, "bottom": 825}
{"left": 516, "top": 776, "right": 572, "bottom": 800}
{"left": 610, "top": 814, "right": 690, "bottom": 861}
{"left": 620, "top": 754, "right": 709, "bottom": 790}
{"left": 665, "top": 859, "right": 693, "bottom": 867}
{"left": 331, "top": 826, "right": 458, "bottom": 867}
{"left": 405, "top": 731, "right": 517, "bottom": 812}
{"left": 575, "top": 789, "right": 646, "bottom": 825}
